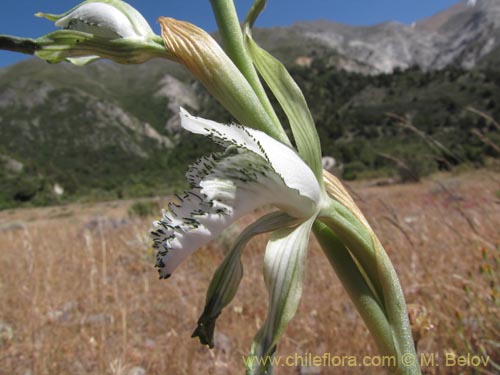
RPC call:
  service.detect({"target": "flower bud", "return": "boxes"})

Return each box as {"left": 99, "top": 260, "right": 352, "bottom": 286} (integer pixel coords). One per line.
{"left": 158, "top": 17, "right": 287, "bottom": 142}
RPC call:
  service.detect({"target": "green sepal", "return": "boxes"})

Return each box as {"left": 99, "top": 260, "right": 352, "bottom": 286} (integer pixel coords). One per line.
{"left": 34, "top": 30, "right": 167, "bottom": 65}
{"left": 192, "top": 212, "right": 298, "bottom": 348}
{"left": 209, "top": 0, "right": 285, "bottom": 143}
{"left": 35, "top": 12, "right": 59, "bottom": 22}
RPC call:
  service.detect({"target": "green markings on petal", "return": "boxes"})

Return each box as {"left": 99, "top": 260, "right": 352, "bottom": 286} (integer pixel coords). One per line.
{"left": 247, "top": 216, "right": 315, "bottom": 375}
{"left": 193, "top": 212, "right": 298, "bottom": 348}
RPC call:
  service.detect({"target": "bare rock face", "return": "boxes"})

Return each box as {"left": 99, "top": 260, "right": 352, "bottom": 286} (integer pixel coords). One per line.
{"left": 155, "top": 74, "right": 199, "bottom": 134}
{"left": 291, "top": 0, "right": 500, "bottom": 73}
{"left": 92, "top": 100, "right": 174, "bottom": 153}
{"left": 295, "top": 20, "right": 442, "bottom": 73}
{"left": 0, "top": 155, "right": 23, "bottom": 174}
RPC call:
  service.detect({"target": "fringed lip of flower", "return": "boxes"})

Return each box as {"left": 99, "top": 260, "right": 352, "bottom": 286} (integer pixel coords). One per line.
{"left": 150, "top": 108, "right": 324, "bottom": 279}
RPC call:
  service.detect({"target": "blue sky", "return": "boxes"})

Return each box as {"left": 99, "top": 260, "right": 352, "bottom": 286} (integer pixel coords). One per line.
{"left": 0, "top": 0, "right": 460, "bottom": 67}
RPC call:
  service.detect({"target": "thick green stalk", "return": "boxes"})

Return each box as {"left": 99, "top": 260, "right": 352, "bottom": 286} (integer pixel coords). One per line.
{"left": 319, "top": 200, "right": 385, "bottom": 298}
{"left": 318, "top": 202, "right": 421, "bottom": 375}
{"left": 374, "top": 241, "right": 421, "bottom": 375}
{"left": 313, "top": 222, "right": 397, "bottom": 359}
{"left": 208, "top": 0, "right": 288, "bottom": 145}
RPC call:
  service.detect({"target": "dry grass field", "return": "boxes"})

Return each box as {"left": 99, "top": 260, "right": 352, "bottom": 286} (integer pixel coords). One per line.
{"left": 0, "top": 170, "right": 499, "bottom": 375}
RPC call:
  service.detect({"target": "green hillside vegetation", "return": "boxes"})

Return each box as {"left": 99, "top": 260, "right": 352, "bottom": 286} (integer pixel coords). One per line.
{"left": 0, "top": 54, "right": 499, "bottom": 209}
{"left": 291, "top": 58, "right": 500, "bottom": 180}
{"left": 0, "top": 59, "right": 191, "bottom": 209}
{"left": 201, "top": 56, "right": 499, "bottom": 180}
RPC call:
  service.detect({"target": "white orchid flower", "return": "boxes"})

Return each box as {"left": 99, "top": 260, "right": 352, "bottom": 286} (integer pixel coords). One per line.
{"left": 151, "top": 108, "right": 326, "bottom": 277}
{"left": 0, "top": 1, "right": 421, "bottom": 373}
{"left": 151, "top": 108, "right": 328, "bottom": 369}
{"left": 33, "top": 0, "right": 170, "bottom": 65}
{"left": 153, "top": 7, "right": 419, "bottom": 374}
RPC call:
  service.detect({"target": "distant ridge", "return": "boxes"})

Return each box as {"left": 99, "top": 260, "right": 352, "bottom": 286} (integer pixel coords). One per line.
{"left": 272, "top": 0, "right": 500, "bottom": 73}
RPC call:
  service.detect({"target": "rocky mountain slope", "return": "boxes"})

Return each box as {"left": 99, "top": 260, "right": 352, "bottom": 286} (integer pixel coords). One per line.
{"left": 0, "top": 58, "right": 202, "bottom": 205}
{"left": 291, "top": 0, "right": 500, "bottom": 73}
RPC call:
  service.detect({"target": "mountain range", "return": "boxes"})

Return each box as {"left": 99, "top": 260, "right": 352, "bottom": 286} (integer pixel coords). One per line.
{"left": 279, "top": 0, "right": 500, "bottom": 73}
{"left": 1, "top": 0, "right": 499, "bottom": 208}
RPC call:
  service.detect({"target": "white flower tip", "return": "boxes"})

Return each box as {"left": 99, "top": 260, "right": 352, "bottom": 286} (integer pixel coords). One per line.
{"left": 48, "top": 1, "right": 154, "bottom": 40}
{"left": 56, "top": 3, "right": 137, "bottom": 38}
{"left": 178, "top": 107, "right": 214, "bottom": 137}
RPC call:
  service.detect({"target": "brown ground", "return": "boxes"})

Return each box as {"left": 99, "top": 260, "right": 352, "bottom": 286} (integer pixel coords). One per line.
{"left": 0, "top": 170, "right": 499, "bottom": 375}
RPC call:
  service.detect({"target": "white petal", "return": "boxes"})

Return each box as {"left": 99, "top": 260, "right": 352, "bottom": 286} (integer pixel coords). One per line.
{"left": 180, "top": 108, "right": 321, "bottom": 212}
{"left": 67, "top": 55, "right": 100, "bottom": 65}
{"left": 56, "top": 2, "right": 141, "bottom": 39}
{"left": 247, "top": 217, "right": 315, "bottom": 374}
{"left": 152, "top": 110, "right": 322, "bottom": 278}
{"left": 152, "top": 149, "right": 312, "bottom": 278}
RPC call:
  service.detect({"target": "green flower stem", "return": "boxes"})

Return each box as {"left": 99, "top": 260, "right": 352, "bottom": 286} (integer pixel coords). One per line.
{"left": 320, "top": 200, "right": 384, "bottom": 297}
{"left": 313, "top": 221, "right": 397, "bottom": 359}
{"left": 35, "top": 30, "right": 169, "bottom": 65}
{"left": 0, "top": 32, "right": 169, "bottom": 65}
{"left": 208, "top": 0, "right": 287, "bottom": 145}
{"left": 374, "top": 240, "right": 421, "bottom": 375}
{"left": 318, "top": 201, "right": 421, "bottom": 375}
{"left": 0, "top": 35, "right": 39, "bottom": 55}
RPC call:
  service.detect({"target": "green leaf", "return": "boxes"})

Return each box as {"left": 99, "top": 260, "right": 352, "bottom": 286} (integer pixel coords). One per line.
{"left": 247, "top": 216, "right": 315, "bottom": 375}
{"left": 244, "top": 0, "right": 266, "bottom": 29}
{"left": 192, "top": 212, "right": 298, "bottom": 348}
{"left": 244, "top": 26, "right": 323, "bottom": 181}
